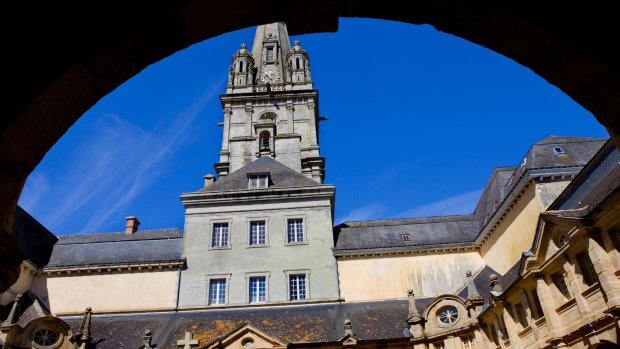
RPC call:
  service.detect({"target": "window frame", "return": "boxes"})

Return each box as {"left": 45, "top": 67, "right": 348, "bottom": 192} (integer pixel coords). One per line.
{"left": 246, "top": 272, "right": 270, "bottom": 304}
{"left": 206, "top": 274, "right": 231, "bottom": 306}
{"left": 285, "top": 215, "right": 307, "bottom": 245}
{"left": 248, "top": 173, "right": 269, "bottom": 189}
{"left": 247, "top": 217, "right": 269, "bottom": 247}
{"left": 285, "top": 269, "right": 310, "bottom": 301}
{"left": 209, "top": 219, "right": 232, "bottom": 250}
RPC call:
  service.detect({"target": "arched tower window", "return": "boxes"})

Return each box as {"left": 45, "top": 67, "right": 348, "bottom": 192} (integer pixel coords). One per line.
{"left": 296, "top": 58, "right": 300, "bottom": 70}
{"left": 259, "top": 131, "right": 271, "bottom": 151}
{"left": 239, "top": 61, "right": 244, "bottom": 73}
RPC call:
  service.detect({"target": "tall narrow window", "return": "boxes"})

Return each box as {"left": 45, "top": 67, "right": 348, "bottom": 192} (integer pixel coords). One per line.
{"left": 248, "top": 174, "right": 269, "bottom": 189}
{"left": 287, "top": 219, "right": 304, "bottom": 243}
{"left": 239, "top": 60, "right": 244, "bottom": 73}
{"left": 296, "top": 58, "right": 300, "bottom": 70}
{"left": 489, "top": 325, "right": 499, "bottom": 346}
{"left": 209, "top": 279, "right": 226, "bottom": 305}
{"left": 212, "top": 223, "right": 229, "bottom": 247}
{"left": 552, "top": 274, "right": 571, "bottom": 299}
{"left": 289, "top": 274, "right": 307, "bottom": 300}
{"left": 259, "top": 131, "right": 271, "bottom": 151}
{"left": 249, "top": 221, "right": 266, "bottom": 245}
{"left": 266, "top": 47, "right": 274, "bottom": 61}
{"left": 576, "top": 253, "right": 598, "bottom": 286}
{"left": 249, "top": 277, "right": 266, "bottom": 303}
{"left": 514, "top": 303, "right": 528, "bottom": 328}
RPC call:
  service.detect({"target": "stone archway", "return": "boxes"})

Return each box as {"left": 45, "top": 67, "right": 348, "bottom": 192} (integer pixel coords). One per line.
{"left": 2, "top": 0, "right": 620, "bottom": 291}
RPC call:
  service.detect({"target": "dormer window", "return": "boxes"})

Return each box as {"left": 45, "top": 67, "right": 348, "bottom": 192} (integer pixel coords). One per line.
{"left": 248, "top": 174, "right": 269, "bottom": 189}
{"left": 553, "top": 146, "right": 565, "bottom": 155}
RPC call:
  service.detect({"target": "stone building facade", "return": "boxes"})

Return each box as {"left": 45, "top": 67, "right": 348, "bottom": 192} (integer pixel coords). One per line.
{"left": 1, "top": 22, "right": 618, "bottom": 349}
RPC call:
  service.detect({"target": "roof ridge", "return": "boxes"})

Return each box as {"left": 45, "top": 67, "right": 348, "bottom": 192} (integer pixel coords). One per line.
{"left": 57, "top": 227, "right": 181, "bottom": 238}
{"left": 342, "top": 214, "right": 477, "bottom": 226}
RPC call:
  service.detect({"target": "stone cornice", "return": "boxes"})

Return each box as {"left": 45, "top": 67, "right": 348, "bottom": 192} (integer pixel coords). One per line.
{"left": 333, "top": 244, "right": 478, "bottom": 259}
{"left": 43, "top": 259, "right": 185, "bottom": 275}
{"left": 181, "top": 185, "right": 335, "bottom": 206}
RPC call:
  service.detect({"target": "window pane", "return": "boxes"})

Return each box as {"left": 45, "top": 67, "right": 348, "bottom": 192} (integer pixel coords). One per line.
{"left": 212, "top": 223, "right": 228, "bottom": 247}
{"left": 287, "top": 219, "right": 304, "bottom": 242}
{"left": 209, "top": 279, "right": 226, "bottom": 305}
{"left": 249, "top": 277, "right": 266, "bottom": 303}
{"left": 250, "top": 221, "right": 265, "bottom": 245}
{"left": 289, "top": 274, "right": 306, "bottom": 300}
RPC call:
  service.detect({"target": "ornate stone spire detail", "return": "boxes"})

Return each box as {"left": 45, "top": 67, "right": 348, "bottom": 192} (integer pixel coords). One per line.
{"left": 177, "top": 331, "right": 199, "bottom": 349}
{"left": 490, "top": 274, "right": 503, "bottom": 293}
{"left": 466, "top": 270, "right": 483, "bottom": 302}
{"left": 1, "top": 293, "right": 22, "bottom": 327}
{"left": 406, "top": 289, "right": 424, "bottom": 325}
{"left": 69, "top": 307, "right": 95, "bottom": 349}
{"left": 139, "top": 330, "right": 155, "bottom": 349}
{"left": 340, "top": 319, "right": 359, "bottom": 346}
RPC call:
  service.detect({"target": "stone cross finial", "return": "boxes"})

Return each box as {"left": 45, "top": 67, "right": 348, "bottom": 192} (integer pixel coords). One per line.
{"left": 293, "top": 40, "right": 300, "bottom": 46}
{"left": 177, "top": 332, "right": 199, "bottom": 349}
{"left": 241, "top": 43, "right": 247, "bottom": 49}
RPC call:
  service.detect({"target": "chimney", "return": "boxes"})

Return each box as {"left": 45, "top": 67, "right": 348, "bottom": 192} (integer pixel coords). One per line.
{"left": 204, "top": 174, "right": 216, "bottom": 187}
{"left": 125, "top": 216, "right": 140, "bottom": 234}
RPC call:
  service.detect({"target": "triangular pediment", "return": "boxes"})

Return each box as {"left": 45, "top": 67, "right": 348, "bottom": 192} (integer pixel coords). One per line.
{"left": 203, "top": 322, "right": 287, "bottom": 349}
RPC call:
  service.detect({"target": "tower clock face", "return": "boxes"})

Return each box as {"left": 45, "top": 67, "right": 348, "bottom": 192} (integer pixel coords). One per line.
{"left": 260, "top": 70, "right": 280, "bottom": 83}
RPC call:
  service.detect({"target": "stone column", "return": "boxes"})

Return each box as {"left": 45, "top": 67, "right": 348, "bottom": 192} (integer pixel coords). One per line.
{"left": 244, "top": 103, "right": 253, "bottom": 137}
{"left": 221, "top": 107, "right": 232, "bottom": 152}
{"left": 500, "top": 304, "right": 522, "bottom": 348}
{"left": 519, "top": 289, "right": 539, "bottom": 340}
{"left": 492, "top": 315, "right": 506, "bottom": 348}
{"left": 587, "top": 234, "right": 620, "bottom": 307}
{"left": 286, "top": 101, "right": 294, "bottom": 134}
{"left": 535, "top": 275, "right": 562, "bottom": 332}
{"left": 600, "top": 229, "right": 620, "bottom": 269}
{"left": 563, "top": 254, "right": 591, "bottom": 315}
{"left": 307, "top": 99, "right": 318, "bottom": 147}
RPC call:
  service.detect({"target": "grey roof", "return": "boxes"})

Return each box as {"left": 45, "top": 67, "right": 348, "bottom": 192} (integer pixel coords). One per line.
{"left": 46, "top": 229, "right": 183, "bottom": 268}
{"left": 195, "top": 157, "right": 321, "bottom": 193}
{"left": 474, "top": 136, "right": 605, "bottom": 227}
{"left": 63, "top": 300, "right": 412, "bottom": 348}
{"left": 0, "top": 291, "right": 51, "bottom": 328}
{"left": 334, "top": 216, "right": 479, "bottom": 254}
{"left": 550, "top": 139, "right": 620, "bottom": 211}
{"left": 11, "top": 206, "right": 58, "bottom": 267}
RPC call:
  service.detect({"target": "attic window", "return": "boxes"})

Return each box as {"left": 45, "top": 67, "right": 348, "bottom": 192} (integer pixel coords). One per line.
{"left": 400, "top": 234, "right": 411, "bottom": 242}
{"left": 248, "top": 173, "right": 269, "bottom": 189}
{"left": 553, "top": 147, "right": 565, "bottom": 155}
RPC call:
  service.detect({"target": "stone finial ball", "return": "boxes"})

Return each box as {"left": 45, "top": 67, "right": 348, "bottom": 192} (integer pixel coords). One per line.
{"left": 489, "top": 274, "right": 498, "bottom": 281}
{"left": 86, "top": 307, "right": 92, "bottom": 312}
{"left": 344, "top": 319, "right": 352, "bottom": 325}
{"left": 407, "top": 289, "right": 414, "bottom": 295}
{"left": 145, "top": 330, "right": 152, "bottom": 336}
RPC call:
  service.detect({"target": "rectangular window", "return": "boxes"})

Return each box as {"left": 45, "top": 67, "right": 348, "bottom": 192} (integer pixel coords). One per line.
{"left": 249, "top": 221, "right": 266, "bottom": 245}
{"left": 248, "top": 174, "right": 269, "bottom": 189}
{"left": 266, "top": 47, "right": 274, "bottom": 61}
{"left": 212, "top": 223, "right": 229, "bottom": 247}
{"left": 287, "top": 219, "right": 304, "bottom": 243}
{"left": 461, "top": 335, "right": 476, "bottom": 349}
{"left": 514, "top": 303, "right": 528, "bottom": 328}
{"left": 208, "top": 279, "right": 226, "bottom": 305}
{"left": 576, "top": 253, "right": 598, "bottom": 286}
{"left": 249, "top": 277, "right": 266, "bottom": 303}
{"left": 552, "top": 274, "right": 571, "bottom": 299}
{"left": 289, "top": 274, "right": 307, "bottom": 301}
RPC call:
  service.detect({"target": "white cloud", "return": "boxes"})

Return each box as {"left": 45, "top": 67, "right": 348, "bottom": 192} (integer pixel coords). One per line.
{"left": 393, "top": 189, "right": 483, "bottom": 218}
{"left": 18, "top": 171, "right": 50, "bottom": 212}
{"left": 22, "top": 83, "right": 222, "bottom": 234}
{"left": 336, "top": 202, "right": 388, "bottom": 224}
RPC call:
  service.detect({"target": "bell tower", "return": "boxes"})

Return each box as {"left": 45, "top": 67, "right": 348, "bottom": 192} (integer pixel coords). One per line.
{"left": 216, "top": 22, "right": 325, "bottom": 183}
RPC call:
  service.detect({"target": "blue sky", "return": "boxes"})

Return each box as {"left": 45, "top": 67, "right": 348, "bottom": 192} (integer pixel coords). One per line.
{"left": 19, "top": 19, "right": 608, "bottom": 235}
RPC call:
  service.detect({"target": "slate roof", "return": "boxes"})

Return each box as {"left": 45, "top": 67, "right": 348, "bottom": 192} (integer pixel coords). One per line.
{"left": 63, "top": 300, "right": 412, "bottom": 349}
{"left": 334, "top": 215, "right": 479, "bottom": 255}
{"left": 195, "top": 157, "right": 321, "bottom": 193}
{"left": 46, "top": 229, "right": 183, "bottom": 268}
{"left": 550, "top": 139, "right": 620, "bottom": 211}
{"left": 0, "top": 291, "right": 51, "bottom": 328}
{"left": 11, "top": 206, "right": 58, "bottom": 267}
